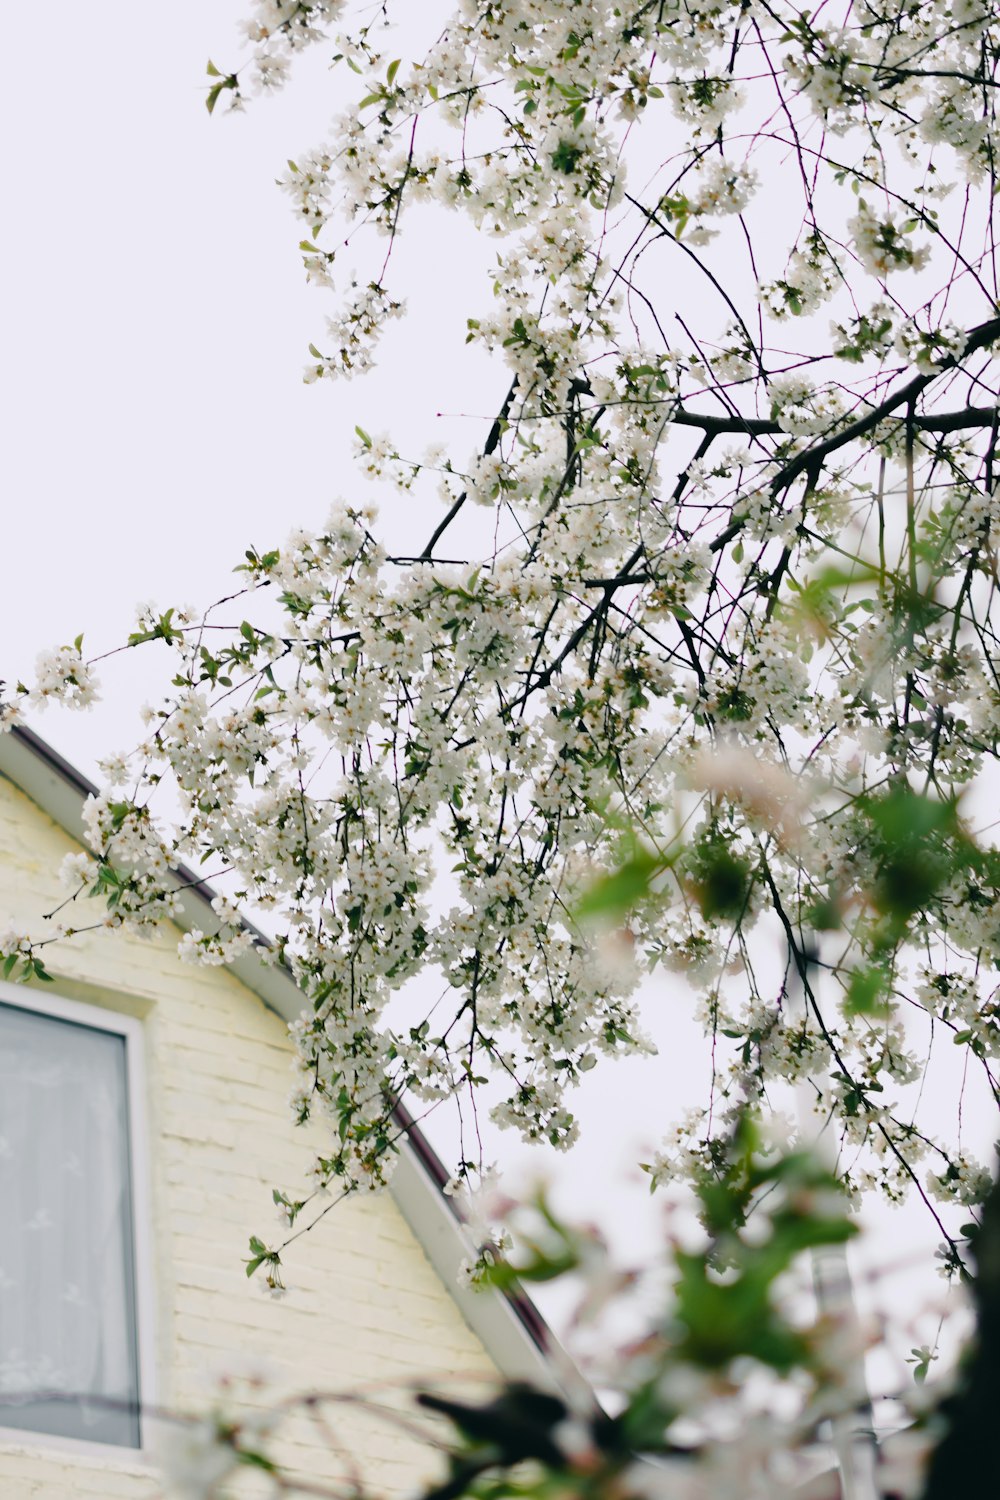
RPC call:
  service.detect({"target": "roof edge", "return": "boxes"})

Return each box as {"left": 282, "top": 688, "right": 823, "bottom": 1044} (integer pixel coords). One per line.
{"left": 0, "top": 722, "right": 564, "bottom": 1389}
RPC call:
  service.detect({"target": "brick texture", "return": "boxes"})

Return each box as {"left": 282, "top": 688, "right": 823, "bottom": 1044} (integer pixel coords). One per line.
{"left": 0, "top": 774, "right": 496, "bottom": 1498}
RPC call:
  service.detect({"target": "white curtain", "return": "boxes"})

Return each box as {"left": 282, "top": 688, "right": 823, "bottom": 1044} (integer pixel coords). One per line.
{"left": 0, "top": 1002, "right": 140, "bottom": 1447}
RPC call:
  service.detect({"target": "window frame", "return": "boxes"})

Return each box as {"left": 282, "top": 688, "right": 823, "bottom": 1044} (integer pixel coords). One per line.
{"left": 0, "top": 979, "right": 157, "bottom": 1458}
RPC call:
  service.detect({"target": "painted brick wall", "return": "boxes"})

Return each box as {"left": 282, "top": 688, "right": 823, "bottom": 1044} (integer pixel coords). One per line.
{"left": 0, "top": 772, "right": 496, "bottom": 1498}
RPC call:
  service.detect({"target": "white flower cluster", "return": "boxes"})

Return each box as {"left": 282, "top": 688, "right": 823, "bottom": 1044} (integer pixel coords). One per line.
{"left": 768, "top": 374, "right": 847, "bottom": 437}
{"left": 31, "top": 644, "right": 100, "bottom": 711}
{"left": 894, "top": 318, "right": 965, "bottom": 371}
{"left": 847, "top": 201, "right": 930, "bottom": 278}
{"left": 759, "top": 236, "right": 839, "bottom": 321}
{"left": 240, "top": 0, "right": 346, "bottom": 95}
{"left": 304, "top": 281, "right": 403, "bottom": 381}
{"left": 20, "top": 0, "right": 1000, "bottom": 1239}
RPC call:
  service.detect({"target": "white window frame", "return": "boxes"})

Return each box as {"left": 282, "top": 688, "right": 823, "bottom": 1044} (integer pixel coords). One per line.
{"left": 0, "top": 980, "right": 157, "bottom": 1459}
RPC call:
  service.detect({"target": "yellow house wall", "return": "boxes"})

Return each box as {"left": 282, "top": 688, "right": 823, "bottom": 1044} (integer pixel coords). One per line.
{"left": 0, "top": 772, "right": 496, "bottom": 1498}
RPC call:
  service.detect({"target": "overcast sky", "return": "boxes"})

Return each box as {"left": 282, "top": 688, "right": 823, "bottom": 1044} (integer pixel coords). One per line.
{"left": 0, "top": 0, "right": 699, "bottom": 1287}
{"left": 2, "top": 2, "right": 990, "bottom": 1391}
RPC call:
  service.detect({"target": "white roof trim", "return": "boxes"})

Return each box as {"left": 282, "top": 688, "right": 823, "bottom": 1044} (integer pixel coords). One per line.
{"left": 0, "top": 723, "right": 565, "bottom": 1391}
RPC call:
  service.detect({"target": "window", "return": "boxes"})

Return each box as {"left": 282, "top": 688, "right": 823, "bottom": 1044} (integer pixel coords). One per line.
{"left": 0, "top": 986, "right": 150, "bottom": 1449}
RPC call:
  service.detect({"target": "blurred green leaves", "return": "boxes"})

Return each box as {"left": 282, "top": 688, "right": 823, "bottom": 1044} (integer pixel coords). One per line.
{"left": 669, "top": 1113, "right": 855, "bottom": 1374}
{"left": 468, "top": 1110, "right": 857, "bottom": 1486}
{"left": 861, "top": 784, "right": 973, "bottom": 945}
{"left": 574, "top": 842, "right": 668, "bottom": 924}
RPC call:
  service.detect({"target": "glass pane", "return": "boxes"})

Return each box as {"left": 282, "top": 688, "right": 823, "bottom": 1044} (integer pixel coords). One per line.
{"left": 0, "top": 1002, "right": 140, "bottom": 1447}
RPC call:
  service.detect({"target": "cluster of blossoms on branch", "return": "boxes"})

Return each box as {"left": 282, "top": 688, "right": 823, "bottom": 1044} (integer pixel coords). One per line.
{"left": 4, "top": 0, "right": 1000, "bottom": 1284}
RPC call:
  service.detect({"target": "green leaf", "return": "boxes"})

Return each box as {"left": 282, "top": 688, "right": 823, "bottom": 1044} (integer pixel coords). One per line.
{"left": 206, "top": 59, "right": 222, "bottom": 77}
{"left": 355, "top": 425, "right": 373, "bottom": 449}
{"left": 386, "top": 58, "right": 401, "bottom": 86}
{"left": 844, "top": 964, "right": 890, "bottom": 1016}
{"left": 690, "top": 834, "right": 753, "bottom": 922}
{"left": 238, "top": 1451, "right": 280, "bottom": 1474}
{"left": 206, "top": 75, "right": 237, "bottom": 114}
{"left": 860, "top": 787, "right": 968, "bottom": 932}
{"left": 575, "top": 846, "right": 665, "bottom": 922}
{"left": 908, "top": 1345, "right": 936, "bottom": 1383}
{"left": 551, "top": 140, "right": 583, "bottom": 174}
{"left": 805, "top": 896, "right": 842, "bottom": 931}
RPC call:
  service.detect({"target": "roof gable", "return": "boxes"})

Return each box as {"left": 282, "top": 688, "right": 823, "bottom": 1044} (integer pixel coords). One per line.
{"left": 0, "top": 723, "right": 560, "bottom": 1390}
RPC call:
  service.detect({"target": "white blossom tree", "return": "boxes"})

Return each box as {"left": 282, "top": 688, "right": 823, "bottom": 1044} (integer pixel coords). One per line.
{"left": 6, "top": 0, "right": 1000, "bottom": 1292}
{"left": 6, "top": 2, "right": 1000, "bottom": 1495}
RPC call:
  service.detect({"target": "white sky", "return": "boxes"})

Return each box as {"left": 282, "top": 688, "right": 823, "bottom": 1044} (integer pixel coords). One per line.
{"left": 0, "top": 0, "right": 692, "bottom": 1295}
{"left": 1, "top": 1, "right": 991, "bottom": 1396}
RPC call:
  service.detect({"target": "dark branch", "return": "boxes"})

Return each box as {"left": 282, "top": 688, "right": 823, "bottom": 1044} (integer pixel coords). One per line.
{"left": 419, "top": 378, "right": 518, "bottom": 560}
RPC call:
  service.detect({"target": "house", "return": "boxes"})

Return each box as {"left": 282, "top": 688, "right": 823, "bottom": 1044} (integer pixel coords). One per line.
{"left": 0, "top": 724, "right": 558, "bottom": 1498}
